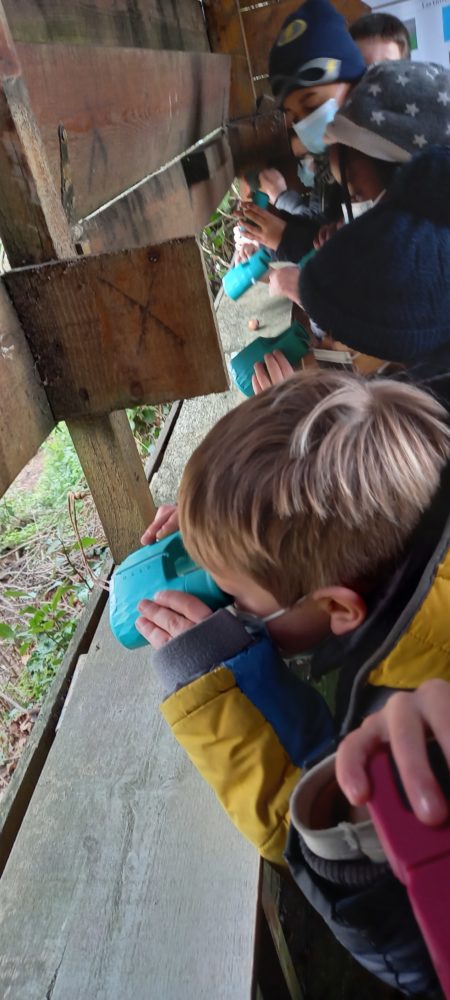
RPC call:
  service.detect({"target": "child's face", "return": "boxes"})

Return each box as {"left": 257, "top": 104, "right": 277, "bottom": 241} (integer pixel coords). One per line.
{"left": 355, "top": 37, "right": 403, "bottom": 65}
{"left": 283, "top": 82, "right": 351, "bottom": 125}
{"left": 210, "top": 567, "right": 331, "bottom": 654}
{"left": 329, "top": 145, "right": 385, "bottom": 202}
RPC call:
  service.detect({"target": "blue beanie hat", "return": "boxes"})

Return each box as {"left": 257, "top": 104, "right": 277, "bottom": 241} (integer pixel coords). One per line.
{"left": 269, "top": 0, "right": 365, "bottom": 102}
{"left": 300, "top": 146, "right": 450, "bottom": 365}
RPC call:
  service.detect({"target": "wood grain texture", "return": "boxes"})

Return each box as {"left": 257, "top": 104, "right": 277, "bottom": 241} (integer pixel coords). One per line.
{"left": 4, "top": 0, "right": 209, "bottom": 52}
{"left": 0, "top": 8, "right": 157, "bottom": 559}
{"left": 0, "top": 282, "right": 54, "bottom": 498}
{"left": 17, "top": 42, "right": 230, "bottom": 217}
{"left": 228, "top": 106, "right": 290, "bottom": 175}
{"left": 82, "top": 131, "right": 235, "bottom": 253}
{"left": 5, "top": 238, "right": 228, "bottom": 419}
{"left": 262, "top": 863, "right": 303, "bottom": 1000}
{"left": 0, "top": 612, "right": 260, "bottom": 1000}
{"left": 241, "top": 0, "right": 300, "bottom": 79}
{"left": 204, "top": 0, "right": 255, "bottom": 119}
{"left": 68, "top": 413, "right": 155, "bottom": 561}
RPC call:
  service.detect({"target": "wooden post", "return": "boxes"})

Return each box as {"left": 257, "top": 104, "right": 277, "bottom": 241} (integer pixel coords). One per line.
{"left": 0, "top": 4, "right": 155, "bottom": 560}
{"left": 203, "top": 0, "right": 255, "bottom": 119}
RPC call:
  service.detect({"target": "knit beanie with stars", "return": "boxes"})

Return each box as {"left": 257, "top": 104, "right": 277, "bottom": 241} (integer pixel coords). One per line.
{"left": 269, "top": 0, "right": 365, "bottom": 102}
{"left": 300, "top": 146, "right": 450, "bottom": 367}
{"left": 325, "top": 60, "right": 450, "bottom": 161}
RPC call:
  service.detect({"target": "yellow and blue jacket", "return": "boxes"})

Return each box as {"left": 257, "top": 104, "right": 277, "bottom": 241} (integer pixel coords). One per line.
{"left": 153, "top": 462, "right": 450, "bottom": 868}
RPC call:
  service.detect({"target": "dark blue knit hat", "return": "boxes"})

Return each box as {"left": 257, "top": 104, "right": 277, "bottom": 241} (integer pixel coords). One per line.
{"left": 269, "top": 0, "right": 365, "bottom": 103}
{"left": 300, "top": 146, "right": 450, "bottom": 365}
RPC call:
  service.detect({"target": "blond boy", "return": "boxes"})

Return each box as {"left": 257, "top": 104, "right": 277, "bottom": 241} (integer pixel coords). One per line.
{"left": 138, "top": 371, "right": 450, "bottom": 994}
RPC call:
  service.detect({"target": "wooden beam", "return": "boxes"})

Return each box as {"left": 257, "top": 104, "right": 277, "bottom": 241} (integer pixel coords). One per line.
{"left": 261, "top": 864, "right": 304, "bottom": 1000}
{"left": 4, "top": 0, "right": 209, "bottom": 52}
{"left": 81, "top": 131, "right": 235, "bottom": 254}
{"left": 240, "top": 0, "right": 299, "bottom": 79}
{"left": 0, "top": 4, "right": 155, "bottom": 559}
{"left": 17, "top": 42, "right": 231, "bottom": 217}
{"left": 228, "top": 104, "right": 290, "bottom": 176}
{"left": 204, "top": 0, "right": 255, "bottom": 120}
{"left": 5, "top": 239, "right": 228, "bottom": 419}
{"left": 0, "top": 283, "right": 54, "bottom": 498}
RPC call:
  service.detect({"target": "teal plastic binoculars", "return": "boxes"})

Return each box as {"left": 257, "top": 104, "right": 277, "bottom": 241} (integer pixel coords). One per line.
{"left": 110, "top": 532, "right": 230, "bottom": 649}
{"left": 222, "top": 247, "right": 272, "bottom": 301}
{"left": 230, "top": 321, "right": 310, "bottom": 397}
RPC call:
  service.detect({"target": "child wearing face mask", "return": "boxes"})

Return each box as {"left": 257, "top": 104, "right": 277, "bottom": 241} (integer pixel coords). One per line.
{"left": 137, "top": 369, "right": 450, "bottom": 996}
{"left": 257, "top": 61, "right": 450, "bottom": 388}
{"left": 234, "top": 0, "right": 365, "bottom": 261}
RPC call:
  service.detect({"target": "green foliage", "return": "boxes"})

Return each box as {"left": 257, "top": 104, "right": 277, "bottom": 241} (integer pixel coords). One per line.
{"left": 0, "top": 406, "right": 163, "bottom": 716}
{"left": 201, "top": 188, "right": 238, "bottom": 295}
{"left": 0, "top": 424, "right": 85, "bottom": 553}
{"left": 126, "top": 404, "right": 168, "bottom": 457}
{"left": 1, "top": 579, "right": 86, "bottom": 704}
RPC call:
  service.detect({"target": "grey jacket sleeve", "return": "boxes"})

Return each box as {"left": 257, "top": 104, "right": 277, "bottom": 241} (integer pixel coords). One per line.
{"left": 151, "top": 609, "right": 252, "bottom": 699}
{"left": 275, "top": 190, "right": 320, "bottom": 218}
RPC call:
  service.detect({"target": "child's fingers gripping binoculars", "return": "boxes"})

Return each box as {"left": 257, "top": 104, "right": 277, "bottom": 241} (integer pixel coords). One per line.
{"left": 223, "top": 186, "right": 271, "bottom": 301}
{"left": 223, "top": 246, "right": 272, "bottom": 301}
{"left": 230, "top": 321, "right": 310, "bottom": 397}
{"left": 109, "top": 531, "right": 230, "bottom": 649}
{"left": 251, "top": 190, "right": 270, "bottom": 209}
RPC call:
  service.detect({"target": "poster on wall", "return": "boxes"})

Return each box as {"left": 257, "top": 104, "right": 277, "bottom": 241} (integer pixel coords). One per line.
{"left": 365, "top": 0, "right": 450, "bottom": 65}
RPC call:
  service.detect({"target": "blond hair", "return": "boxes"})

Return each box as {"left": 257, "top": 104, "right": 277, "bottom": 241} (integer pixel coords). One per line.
{"left": 179, "top": 371, "right": 450, "bottom": 604}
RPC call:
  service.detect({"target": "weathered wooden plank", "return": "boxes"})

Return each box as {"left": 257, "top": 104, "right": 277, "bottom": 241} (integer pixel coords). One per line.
{"left": 0, "top": 613, "right": 260, "bottom": 999}
{"left": 16, "top": 42, "right": 230, "bottom": 217}
{"left": 0, "top": 282, "right": 54, "bottom": 498}
{"left": 68, "top": 413, "right": 156, "bottom": 562}
{"left": 4, "top": 0, "right": 209, "bottom": 51}
{"left": 5, "top": 238, "right": 228, "bottom": 419}
{"left": 0, "top": 32, "right": 75, "bottom": 265}
{"left": 204, "top": 0, "right": 255, "bottom": 120}
{"left": 261, "top": 864, "right": 304, "bottom": 1000}
{"left": 228, "top": 103, "right": 290, "bottom": 175}
{"left": 241, "top": 0, "right": 300, "bottom": 79}
{"left": 0, "top": 561, "right": 112, "bottom": 875}
{"left": 240, "top": 0, "right": 369, "bottom": 93}
{"left": 81, "top": 131, "right": 235, "bottom": 253}
{"left": 0, "top": 4, "right": 156, "bottom": 560}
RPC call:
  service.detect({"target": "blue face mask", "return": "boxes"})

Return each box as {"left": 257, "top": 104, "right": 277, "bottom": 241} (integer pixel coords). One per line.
{"left": 292, "top": 98, "right": 338, "bottom": 155}
{"left": 297, "top": 157, "right": 315, "bottom": 188}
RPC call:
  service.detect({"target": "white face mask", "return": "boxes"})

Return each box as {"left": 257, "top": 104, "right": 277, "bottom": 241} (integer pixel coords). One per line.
{"left": 233, "top": 597, "right": 307, "bottom": 640}
{"left": 341, "top": 190, "right": 385, "bottom": 223}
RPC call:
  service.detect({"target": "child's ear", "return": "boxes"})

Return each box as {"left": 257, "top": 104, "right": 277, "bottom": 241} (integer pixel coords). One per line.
{"left": 311, "top": 587, "right": 367, "bottom": 636}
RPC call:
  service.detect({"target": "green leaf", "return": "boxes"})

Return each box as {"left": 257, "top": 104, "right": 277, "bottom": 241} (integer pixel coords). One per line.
{"left": 4, "top": 588, "right": 28, "bottom": 598}
{"left": 50, "top": 583, "right": 72, "bottom": 610}
{"left": 0, "top": 623, "right": 15, "bottom": 641}
{"left": 73, "top": 536, "right": 97, "bottom": 551}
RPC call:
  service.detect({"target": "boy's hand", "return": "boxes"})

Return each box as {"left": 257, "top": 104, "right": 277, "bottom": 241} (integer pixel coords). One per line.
{"left": 233, "top": 224, "right": 260, "bottom": 264}
{"left": 136, "top": 590, "right": 212, "bottom": 649}
{"left": 313, "top": 219, "right": 344, "bottom": 249}
{"left": 252, "top": 350, "right": 295, "bottom": 395}
{"left": 268, "top": 265, "right": 302, "bottom": 306}
{"left": 236, "top": 203, "right": 287, "bottom": 252}
{"left": 336, "top": 680, "right": 450, "bottom": 826}
{"left": 141, "top": 503, "right": 179, "bottom": 546}
{"left": 258, "top": 168, "right": 287, "bottom": 205}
